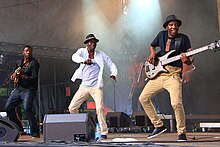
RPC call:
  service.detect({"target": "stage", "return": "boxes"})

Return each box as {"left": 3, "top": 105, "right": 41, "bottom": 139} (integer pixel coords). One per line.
{"left": 1, "top": 132, "right": 220, "bottom": 147}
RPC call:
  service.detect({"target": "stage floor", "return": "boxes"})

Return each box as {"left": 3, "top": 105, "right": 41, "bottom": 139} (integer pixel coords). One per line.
{"left": 2, "top": 132, "right": 220, "bottom": 147}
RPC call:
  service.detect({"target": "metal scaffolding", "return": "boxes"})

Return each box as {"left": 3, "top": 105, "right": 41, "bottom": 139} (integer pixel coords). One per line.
{"left": 0, "top": 42, "right": 75, "bottom": 59}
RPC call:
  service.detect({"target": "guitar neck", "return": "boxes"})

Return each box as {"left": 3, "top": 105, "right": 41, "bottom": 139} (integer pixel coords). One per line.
{"left": 161, "top": 45, "right": 209, "bottom": 65}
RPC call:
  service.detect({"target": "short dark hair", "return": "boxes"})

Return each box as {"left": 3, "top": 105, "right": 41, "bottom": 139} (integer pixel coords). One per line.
{"left": 23, "top": 45, "right": 32, "bottom": 50}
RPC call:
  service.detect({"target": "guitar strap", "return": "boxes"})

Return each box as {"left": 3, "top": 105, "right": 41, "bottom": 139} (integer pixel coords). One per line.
{"left": 175, "top": 38, "right": 182, "bottom": 50}
{"left": 165, "top": 37, "right": 182, "bottom": 52}
{"left": 174, "top": 37, "right": 195, "bottom": 83}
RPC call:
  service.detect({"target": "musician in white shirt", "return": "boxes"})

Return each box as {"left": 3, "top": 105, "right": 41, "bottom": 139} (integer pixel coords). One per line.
{"left": 69, "top": 34, "right": 117, "bottom": 140}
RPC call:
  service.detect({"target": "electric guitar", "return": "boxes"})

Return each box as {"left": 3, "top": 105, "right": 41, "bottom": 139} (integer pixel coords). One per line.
{"left": 13, "top": 61, "right": 29, "bottom": 87}
{"left": 13, "top": 67, "right": 21, "bottom": 87}
{"left": 145, "top": 40, "right": 220, "bottom": 79}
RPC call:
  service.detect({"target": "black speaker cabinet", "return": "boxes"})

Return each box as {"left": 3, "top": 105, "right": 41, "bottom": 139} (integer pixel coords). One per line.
{"left": 106, "top": 112, "right": 131, "bottom": 127}
{"left": 131, "top": 111, "right": 153, "bottom": 127}
{"left": 0, "top": 118, "right": 20, "bottom": 142}
{"left": 43, "top": 113, "right": 96, "bottom": 142}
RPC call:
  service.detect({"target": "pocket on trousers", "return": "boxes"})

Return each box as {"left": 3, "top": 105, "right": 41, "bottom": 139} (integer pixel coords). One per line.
{"left": 173, "top": 75, "right": 183, "bottom": 83}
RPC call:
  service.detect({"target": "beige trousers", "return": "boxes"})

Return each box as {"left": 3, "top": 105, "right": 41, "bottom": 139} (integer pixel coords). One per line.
{"left": 68, "top": 85, "right": 108, "bottom": 135}
{"left": 139, "top": 71, "right": 186, "bottom": 135}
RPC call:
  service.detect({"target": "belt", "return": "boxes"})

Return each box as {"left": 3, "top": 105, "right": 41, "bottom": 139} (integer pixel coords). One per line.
{"left": 160, "top": 65, "right": 181, "bottom": 76}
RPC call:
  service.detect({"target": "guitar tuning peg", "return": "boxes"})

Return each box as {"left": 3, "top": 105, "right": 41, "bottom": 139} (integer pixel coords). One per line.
{"left": 215, "top": 40, "right": 220, "bottom": 47}
{"left": 214, "top": 40, "right": 220, "bottom": 52}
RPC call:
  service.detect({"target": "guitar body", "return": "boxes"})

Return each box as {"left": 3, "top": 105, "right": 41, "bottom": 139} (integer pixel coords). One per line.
{"left": 145, "top": 40, "right": 220, "bottom": 80}
{"left": 14, "top": 67, "right": 21, "bottom": 87}
{"left": 145, "top": 50, "right": 176, "bottom": 79}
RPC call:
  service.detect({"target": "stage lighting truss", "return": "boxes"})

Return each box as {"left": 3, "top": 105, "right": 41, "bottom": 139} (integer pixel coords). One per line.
{"left": 0, "top": 42, "right": 75, "bottom": 59}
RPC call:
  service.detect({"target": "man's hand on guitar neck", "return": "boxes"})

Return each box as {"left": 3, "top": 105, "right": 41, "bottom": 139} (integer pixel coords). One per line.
{"left": 180, "top": 48, "right": 194, "bottom": 65}
{"left": 180, "top": 53, "right": 188, "bottom": 63}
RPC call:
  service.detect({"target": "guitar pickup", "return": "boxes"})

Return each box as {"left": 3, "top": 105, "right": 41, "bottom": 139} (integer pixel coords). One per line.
{"left": 145, "top": 65, "right": 150, "bottom": 72}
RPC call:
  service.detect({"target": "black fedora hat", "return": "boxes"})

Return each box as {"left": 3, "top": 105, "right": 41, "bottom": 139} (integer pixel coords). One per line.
{"left": 163, "top": 15, "right": 182, "bottom": 28}
{"left": 84, "top": 34, "right": 99, "bottom": 44}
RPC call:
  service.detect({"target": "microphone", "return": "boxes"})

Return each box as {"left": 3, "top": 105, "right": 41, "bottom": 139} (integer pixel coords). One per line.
{"left": 81, "top": 61, "right": 87, "bottom": 64}
{"left": 81, "top": 60, "right": 93, "bottom": 65}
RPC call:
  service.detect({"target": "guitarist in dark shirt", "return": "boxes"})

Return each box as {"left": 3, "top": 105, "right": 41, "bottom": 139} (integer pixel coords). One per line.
{"left": 139, "top": 15, "right": 193, "bottom": 141}
{"left": 5, "top": 46, "right": 40, "bottom": 138}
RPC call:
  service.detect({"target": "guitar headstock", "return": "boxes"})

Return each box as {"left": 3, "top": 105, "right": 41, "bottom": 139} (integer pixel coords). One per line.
{"left": 208, "top": 40, "right": 220, "bottom": 52}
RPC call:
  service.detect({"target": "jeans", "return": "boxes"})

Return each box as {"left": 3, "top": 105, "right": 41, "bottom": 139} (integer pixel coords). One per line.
{"left": 5, "top": 87, "right": 39, "bottom": 135}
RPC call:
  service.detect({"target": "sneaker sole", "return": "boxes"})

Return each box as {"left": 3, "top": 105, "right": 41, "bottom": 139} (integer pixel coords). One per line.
{"left": 147, "top": 128, "right": 167, "bottom": 139}
{"left": 178, "top": 139, "right": 187, "bottom": 142}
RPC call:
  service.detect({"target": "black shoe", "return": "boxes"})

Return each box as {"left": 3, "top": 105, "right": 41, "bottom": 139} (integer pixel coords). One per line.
{"left": 18, "top": 127, "right": 25, "bottom": 135}
{"left": 147, "top": 126, "right": 167, "bottom": 139}
{"left": 101, "top": 135, "right": 107, "bottom": 140}
{"left": 178, "top": 134, "right": 187, "bottom": 142}
{"left": 20, "top": 131, "right": 27, "bottom": 135}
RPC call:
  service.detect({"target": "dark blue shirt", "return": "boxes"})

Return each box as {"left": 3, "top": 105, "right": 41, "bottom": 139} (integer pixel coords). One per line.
{"left": 16, "top": 56, "right": 39, "bottom": 89}
{"left": 150, "top": 30, "right": 191, "bottom": 68}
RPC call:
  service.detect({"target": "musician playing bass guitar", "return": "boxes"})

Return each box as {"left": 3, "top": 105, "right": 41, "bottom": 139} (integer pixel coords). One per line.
{"left": 139, "top": 15, "right": 193, "bottom": 141}
{"left": 5, "top": 46, "right": 40, "bottom": 138}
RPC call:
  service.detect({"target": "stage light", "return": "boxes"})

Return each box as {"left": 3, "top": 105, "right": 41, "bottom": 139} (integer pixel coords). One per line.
{"left": 123, "top": 0, "right": 162, "bottom": 46}
{"left": 136, "top": 0, "right": 152, "bottom": 9}
{"left": 0, "top": 54, "right": 5, "bottom": 65}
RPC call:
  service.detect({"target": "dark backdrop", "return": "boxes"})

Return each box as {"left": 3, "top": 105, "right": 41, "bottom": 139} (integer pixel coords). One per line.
{"left": 0, "top": 0, "right": 220, "bottom": 119}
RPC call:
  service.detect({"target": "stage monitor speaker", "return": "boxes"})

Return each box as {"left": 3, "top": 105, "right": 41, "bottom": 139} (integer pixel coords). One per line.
{"left": 106, "top": 112, "right": 131, "bottom": 127}
{"left": 131, "top": 111, "right": 153, "bottom": 127}
{"left": 0, "top": 118, "right": 20, "bottom": 142}
{"left": 43, "top": 113, "right": 96, "bottom": 142}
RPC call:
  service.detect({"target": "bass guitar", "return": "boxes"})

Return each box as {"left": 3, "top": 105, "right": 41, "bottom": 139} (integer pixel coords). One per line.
{"left": 145, "top": 40, "right": 220, "bottom": 79}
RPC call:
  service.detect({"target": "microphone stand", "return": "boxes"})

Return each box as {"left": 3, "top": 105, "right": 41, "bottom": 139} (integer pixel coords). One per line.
{"left": 128, "top": 62, "right": 144, "bottom": 101}
{"left": 112, "top": 80, "right": 116, "bottom": 112}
